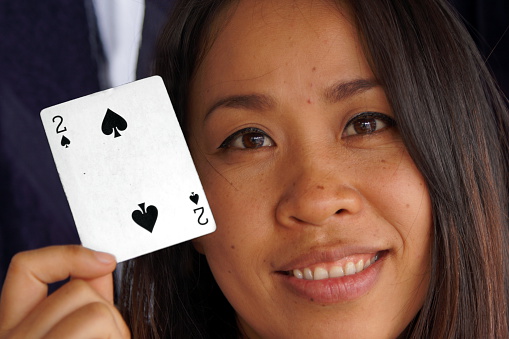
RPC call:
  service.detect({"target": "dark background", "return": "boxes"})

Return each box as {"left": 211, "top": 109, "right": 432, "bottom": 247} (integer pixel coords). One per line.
{"left": 0, "top": 0, "right": 507, "bottom": 289}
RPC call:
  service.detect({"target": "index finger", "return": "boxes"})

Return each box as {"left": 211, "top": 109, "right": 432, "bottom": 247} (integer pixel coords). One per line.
{"left": 0, "top": 245, "right": 116, "bottom": 331}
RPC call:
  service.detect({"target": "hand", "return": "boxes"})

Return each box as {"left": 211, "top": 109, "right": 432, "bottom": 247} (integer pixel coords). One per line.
{"left": 0, "top": 246, "right": 130, "bottom": 338}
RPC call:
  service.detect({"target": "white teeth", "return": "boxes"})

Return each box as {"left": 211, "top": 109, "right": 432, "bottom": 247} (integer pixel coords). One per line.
{"left": 329, "top": 266, "right": 344, "bottom": 278}
{"left": 355, "top": 260, "right": 364, "bottom": 273}
{"left": 314, "top": 267, "right": 329, "bottom": 280}
{"left": 290, "top": 253, "right": 380, "bottom": 280}
{"left": 364, "top": 258, "right": 372, "bottom": 269}
{"left": 345, "top": 262, "right": 356, "bottom": 275}
{"left": 303, "top": 268, "right": 313, "bottom": 280}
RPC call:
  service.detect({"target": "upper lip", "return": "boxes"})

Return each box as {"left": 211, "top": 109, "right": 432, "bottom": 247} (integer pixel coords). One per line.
{"left": 275, "top": 244, "right": 386, "bottom": 272}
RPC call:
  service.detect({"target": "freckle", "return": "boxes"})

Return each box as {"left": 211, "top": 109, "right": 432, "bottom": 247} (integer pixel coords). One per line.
{"left": 228, "top": 270, "right": 232, "bottom": 274}
{"left": 381, "top": 159, "right": 386, "bottom": 163}
{"left": 231, "top": 245, "right": 235, "bottom": 249}
{"left": 310, "top": 298, "right": 314, "bottom": 302}
{"left": 406, "top": 204, "right": 410, "bottom": 208}
{"left": 317, "top": 185, "right": 324, "bottom": 190}
{"left": 312, "top": 66, "right": 316, "bottom": 71}
{"left": 307, "top": 99, "right": 312, "bottom": 104}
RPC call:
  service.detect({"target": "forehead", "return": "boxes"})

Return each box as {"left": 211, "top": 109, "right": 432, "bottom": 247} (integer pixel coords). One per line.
{"left": 191, "top": 0, "right": 370, "bottom": 103}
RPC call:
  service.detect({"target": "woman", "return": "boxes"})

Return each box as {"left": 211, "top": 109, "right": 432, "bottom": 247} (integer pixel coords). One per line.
{"left": 1, "top": 0, "right": 508, "bottom": 338}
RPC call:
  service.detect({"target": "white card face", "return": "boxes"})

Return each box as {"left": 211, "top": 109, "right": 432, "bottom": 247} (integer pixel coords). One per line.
{"left": 41, "top": 76, "right": 215, "bottom": 262}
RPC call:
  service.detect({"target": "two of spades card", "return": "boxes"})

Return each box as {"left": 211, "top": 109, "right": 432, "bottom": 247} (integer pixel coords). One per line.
{"left": 40, "top": 76, "right": 215, "bottom": 262}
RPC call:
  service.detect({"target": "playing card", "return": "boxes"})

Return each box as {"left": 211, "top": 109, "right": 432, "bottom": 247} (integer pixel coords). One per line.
{"left": 40, "top": 76, "right": 215, "bottom": 262}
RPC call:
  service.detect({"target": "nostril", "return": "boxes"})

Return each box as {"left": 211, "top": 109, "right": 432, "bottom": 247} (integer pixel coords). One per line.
{"left": 335, "top": 209, "right": 344, "bottom": 214}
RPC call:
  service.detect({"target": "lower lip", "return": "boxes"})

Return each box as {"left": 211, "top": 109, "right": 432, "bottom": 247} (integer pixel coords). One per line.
{"left": 278, "top": 256, "right": 384, "bottom": 304}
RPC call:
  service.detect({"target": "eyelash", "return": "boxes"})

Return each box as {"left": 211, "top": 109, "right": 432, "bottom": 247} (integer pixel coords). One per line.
{"left": 218, "top": 112, "right": 396, "bottom": 149}
{"left": 218, "top": 127, "right": 274, "bottom": 149}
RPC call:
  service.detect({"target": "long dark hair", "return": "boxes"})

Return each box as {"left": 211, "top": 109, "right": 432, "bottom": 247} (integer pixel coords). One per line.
{"left": 119, "top": 0, "right": 509, "bottom": 338}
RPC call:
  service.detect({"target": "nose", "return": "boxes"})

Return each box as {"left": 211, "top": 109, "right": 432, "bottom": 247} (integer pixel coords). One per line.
{"left": 275, "top": 154, "right": 363, "bottom": 228}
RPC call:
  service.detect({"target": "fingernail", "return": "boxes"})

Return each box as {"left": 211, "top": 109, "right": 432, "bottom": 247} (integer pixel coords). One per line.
{"left": 94, "top": 251, "right": 116, "bottom": 264}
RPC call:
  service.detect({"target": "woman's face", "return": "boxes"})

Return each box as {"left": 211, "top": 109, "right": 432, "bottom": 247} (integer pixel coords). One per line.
{"left": 188, "top": 1, "right": 432, "bottom": 338}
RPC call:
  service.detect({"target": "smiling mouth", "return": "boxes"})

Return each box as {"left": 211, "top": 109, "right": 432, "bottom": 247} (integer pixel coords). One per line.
{"left": 280, "top": 251, "right": 385, "bottom": 281}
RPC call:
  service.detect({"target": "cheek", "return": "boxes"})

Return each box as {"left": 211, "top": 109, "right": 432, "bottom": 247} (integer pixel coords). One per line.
{"left": 191, "top": 151, "right": 273, "bottom": 258}
{"left": 367, "top": 150, "right": 433, "bottom": 278}
{"left": 355, "top": 147, "right": 433, "bottom": 268}
{"left": 195, "top": 151, "right": 274, "bottom": 226}
{"left": 362, "top": 148, "right": 431, "bottom": 228}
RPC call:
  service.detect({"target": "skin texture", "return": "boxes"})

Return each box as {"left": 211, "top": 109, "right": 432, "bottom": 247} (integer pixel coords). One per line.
{"left": 189, "top": 1, "right": 433, "bottom": 338}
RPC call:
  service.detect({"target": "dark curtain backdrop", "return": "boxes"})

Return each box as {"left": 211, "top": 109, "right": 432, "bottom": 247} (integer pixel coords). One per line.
{"left": 0, "top": 0, "right": 507, "bottom": 289}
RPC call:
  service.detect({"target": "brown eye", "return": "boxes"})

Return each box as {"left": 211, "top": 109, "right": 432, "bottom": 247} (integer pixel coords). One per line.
{"left": 241, "top": 133, "right": 266, "bottom": 148}
{"left": 353, "top": 117, "right": 377, "bottom": 134}
{"left": 343, "top": 112, "right": 396, "bottom": 137}
{"left": 219, "top": 127, "right": 275, "bottom": 149}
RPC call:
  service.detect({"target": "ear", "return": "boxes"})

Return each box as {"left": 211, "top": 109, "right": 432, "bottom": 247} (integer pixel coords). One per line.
{"left": 192, "top": 238, "right": 205, "bottom": 254}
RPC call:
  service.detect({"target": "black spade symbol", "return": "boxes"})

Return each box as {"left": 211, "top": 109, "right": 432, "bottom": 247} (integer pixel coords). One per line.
{"left": 132, "top": 203, "right": 158, "bottom": 233}
{"left": 61, "top": 135, "right": 70, "bottom": 148}
{"left": 190, "top": 192, "right": 199, "bottom": 205}
{"left": 102, "top": 108, "right": 127, "bottom": 138}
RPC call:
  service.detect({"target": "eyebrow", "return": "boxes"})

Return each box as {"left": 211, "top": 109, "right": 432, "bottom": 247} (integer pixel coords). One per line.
{"left": 323, "top": 78, "right": 379, "bottom": 103}
{"left": 204, "top": 78, "right": 378, "bottom": 119}
{"left": 205, "top": 93, "right": 276, "bottom": 120}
